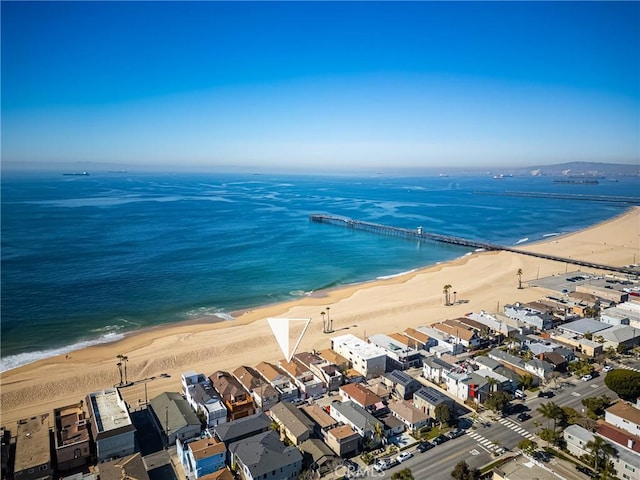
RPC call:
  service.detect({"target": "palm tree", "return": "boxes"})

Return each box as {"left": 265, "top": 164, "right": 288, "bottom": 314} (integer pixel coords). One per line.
{"left": 537, "top": 401, "right": 562, "bottom": 431}
{"left": 372, "top": 421, "right": 385, "bottom": 446}
{"left": 320, "top": 311, "right": 326, "bottom": 333}
{"left": 443, "top": 284, "right": 452, "bottom": 306}
{"left": 585, "top": 435, "right": 616, "bottom": 472}
{"left": 485, "top": 376, "right": 499, "bottom": 394}
{"left": 516, "top": 269, "right": 523, "bottom": 289}
{"left": 117, "top": 354, "right": 129, "bottom": 384}
{"left": 116, "top": 360, "right": 123, "bottom": 386}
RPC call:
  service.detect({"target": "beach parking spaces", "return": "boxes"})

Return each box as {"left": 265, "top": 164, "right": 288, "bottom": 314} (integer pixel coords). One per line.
{"left": 497, "top": 418, "right": 537, "bottom": 440}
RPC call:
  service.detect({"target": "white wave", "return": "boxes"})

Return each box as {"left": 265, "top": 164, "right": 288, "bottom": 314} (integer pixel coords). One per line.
{"left": 0, "top": 332, "right": 125, "bottom": 373}
{"left": 376, "top": 269, "right": 417, "bottom": 280}
{"left": 185, "top": 306, "right": 235, "bottom": 321}
{"left": 514, "top": 237, "right": 529, "bottom": 245}
{"left": 90, "top": 324, "right": 124, "bottom": 333}
{"left": 542, "top": 233, "right": 559, "bottom": 237}
{"left": 289, "top": 290, "right": 306, "bottom": 297}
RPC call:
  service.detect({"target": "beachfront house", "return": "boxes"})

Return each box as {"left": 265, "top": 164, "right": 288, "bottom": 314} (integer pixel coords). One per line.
{"left": 96, "top": 453, "right": 149, "bottom": 480}
{"left": 228, "top": 430, "right": 303, "bottom": 480}
{"left": 53, "top": 402, "right": 91, "bottom": 472}
{"left": 209, "top": 371, "right": 255, "bottom": 421}
{"left": 330, "top": 334, "right": 387, "bottom": 379}
{"left": 329, "top": 400, "right": 384, "bottom": 444}
{"left": 182, "top": 372, "right": 228, "bottom": 429}
{"left": 277, "top": 359, "right": 325, "bottom": 399}
{"left": 268, "top": 401, "right": 314, "bottom": 446}
{"left": 254, "top": 361, "right": 299, "bottom": 403}
{"left": 367, "top": 333, "right": 422, "bottom": 370}
{"left": 149, "top": 392, "right": 201, "bottom": 446}
{"left": 177, "top": 437, "right": 226, "bottom": 480}
{"left": 339, "top": 382, "right": 385, "bottom": 413}
{"left": 412, "top": 386, "right": 454, "bottom": 420}
{"left": 292, "top": 352, "right": 344, "bottom": 392}
{"left": 433, "top": 319, "right": 484, "bottom": 349}
{"left": 14, "top": 415, "right": 52, "bottom": 480}
{"left": 381, "top": 370, "right": 422, "bottom": 401}
{"left": 388, "top": 400, "right": 430, "bottom": 432}
{"left": 232, "top": 366, "right": 279, "bottom": 412}
{"left": 414, "top": 327, "right": 464, "bottom": 356}
{"left": 86, "top": 388, "right": 136, "bottom": 462}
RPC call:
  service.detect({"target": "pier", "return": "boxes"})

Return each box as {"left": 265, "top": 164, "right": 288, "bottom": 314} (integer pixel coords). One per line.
{"left": 309, "top": 214, "right": 638, "bottom": 276}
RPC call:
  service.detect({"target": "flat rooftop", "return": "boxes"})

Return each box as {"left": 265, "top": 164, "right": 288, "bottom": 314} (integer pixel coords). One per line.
{"left": 15, "top": 414, "right": 51, "bottom": 472}
{"left": 89, "top": 389, "right": 132, "bottom": 433}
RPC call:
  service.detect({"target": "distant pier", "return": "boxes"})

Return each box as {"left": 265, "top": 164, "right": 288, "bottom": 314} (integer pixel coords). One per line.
{"left": 474, "top": 191, "right": 640, "bottom": 204}
{"left": 309, "top": 214, "right": 638, "bottom": 276}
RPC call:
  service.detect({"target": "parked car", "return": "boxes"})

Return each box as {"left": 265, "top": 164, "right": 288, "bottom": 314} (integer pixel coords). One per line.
{"left": 576, "top": 465, "right": 598, "bottom": 477}
{"left": 532, "top": 451, "right": 550, "bottom": 462}
{"left": 446, "top": 428, "right": 464, "bottom": 439}
{"left": 537, "top": 390, "right": 555, "bottom": 398}
{"left": 416, "top": 441, "right": 434, "bottom": 453}
{"left": 514, "top": 389, "right": 526, "bottom": 399}
{"left": 602, "top": 365, "right": 614, "bottom": 372}
{"left": 396, "top": 451, "right": 413, "bottom": 463}
{"left": 432, "top": 434, "right": 449, "bottom": 445}
{"left": 581, "top": 374, "right": 593, "bottom": 382}
{"left": 516, "top": 412, "right": 531, "bottom": 422}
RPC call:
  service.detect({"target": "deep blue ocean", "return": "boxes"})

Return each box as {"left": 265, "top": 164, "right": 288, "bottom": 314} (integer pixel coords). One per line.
{"left": 2, "top": 171, "right": 638, "bottom": 371}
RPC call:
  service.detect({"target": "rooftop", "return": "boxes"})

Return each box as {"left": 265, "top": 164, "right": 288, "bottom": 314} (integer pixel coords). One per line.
{"left": 97, "top": 453, "right": 149, "bottom": 480}
{"left": 340, "top": 382, "right": 382, "bottom": 407}
{"left": 269, "top": 402, "right": 314, "bottom": 438}
{"left": 606, "top": 401, "right": 640, "bottom": 425}
{"left": 15, "top": 414, "right": 51, "bottom": 473}
{"left": 87, "top": 388, "right": 133, "bottom": 434}
{"left": 597, "top": 423, "right": 640, "bottom": 454}
{"left": 331, "top": 333, "right": 387, "bottom": 360}
{"left": 414, "top": 386, "right": 450, "bottom": 405}
{"left": 327, "top": 424, "right": 359, "bottom": 440}
{"left": 383, "top": 369, "right": 418, "bottom": 387}
{"left": 493, "top": 453, "right": 562, "bottom": 480}
{"left": 403, "top": 327, "right": 430, "bottom": 344}
{"left": 300, "top": 404, "right": 338, "bottom": 429}
{"left": 214, "top": 412, "right": 272, "bottom": 443}
{"left": 188, "top": 438, "right": 226, "bottom": 461}
{"left": 54, "top": 403, "right": 90, "bottom": 448}
{"left": 229, "top": 430, "right": 302, "bottom": 479}
{"left": 558, "top": 318, "right": 612, "bottom": 336}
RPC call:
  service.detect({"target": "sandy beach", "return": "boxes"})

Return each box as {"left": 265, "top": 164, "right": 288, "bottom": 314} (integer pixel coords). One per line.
{"left": 1, "top": 206, "right": 638, "bottom": 429}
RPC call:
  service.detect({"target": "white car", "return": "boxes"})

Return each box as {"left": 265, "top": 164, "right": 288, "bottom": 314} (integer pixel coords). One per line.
{"left": 396, "top": 452, "right": 413, "bottom": 463}
{"left": 581, "top": 374, "right": 593, "bottom": 382}
{"left": 603, "top": 365, "right": 614, "bottom": 372}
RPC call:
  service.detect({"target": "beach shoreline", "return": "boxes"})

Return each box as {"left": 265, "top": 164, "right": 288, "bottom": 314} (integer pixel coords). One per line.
{"left": 0, "top": 206, "right": 638, "bottom": 429}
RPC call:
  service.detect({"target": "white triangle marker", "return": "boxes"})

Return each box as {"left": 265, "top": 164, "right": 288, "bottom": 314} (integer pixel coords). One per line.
{"left": 267, "top": 317, "right": 311, "bottom": 362}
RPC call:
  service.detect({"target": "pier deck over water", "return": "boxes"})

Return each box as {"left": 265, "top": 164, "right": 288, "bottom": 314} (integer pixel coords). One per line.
{"left": 310, "top": 214, "right": 637, "bottom": 276}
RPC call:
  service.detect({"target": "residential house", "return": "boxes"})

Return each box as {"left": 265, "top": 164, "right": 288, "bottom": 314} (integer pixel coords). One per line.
{"left": 300, "top": 404, "right": 339, "bottom": 439}
{"left": 474, "top": 360, "right": 516, "bottom": 393}
{"left": 254, "top": 362, "right": 299, "bottom": 403}
{"left": 298, "top": 439, "right": 339, "bottom": 478}
{"left": 367, "top": 333, "right": 422, "bottom": 370}
{"left": 330, "top": 334, "right": 387, "bottom": 379}
{"left": 209, "top": 371, "right": 255, "bottom": 421}
{"left": 524, "top": 358, "right": 554, "bottom": 381}
{"left": 199, "top": 469, "right": 234, "bottom": 480}
{"left": 379, "top": 413, "right": 406, "bottom": 437}
{"left": 600, "top": 305, "right": 635, "bottom": 326}
{"left": 558, "top": 318, "right": 612, "bottom": 337}
{"left": 432, "top": 322, "right": 480, "bottom": 349}
{"left": 465, "top": 311, "right": 514, "bottom": 337}
{"left": 317, "top": 349, "right": 350, "bottom": 373}
{"left": 504, "top": 303, "right": 554, "bottom": 330}
{"left": 149, "top": 392, "right": 201, "bottom": 446}
{"left": 599, "top": 325, "right": 640, "bottom": 352}
{"left": 232, "top": 366, "right": 279, "bottom": 412}
{"left": 178, "top": 437, "right": 226, "bottom": 480}
{"left": 422, "top": 356, "right": 454, "bottom": 384}
{"left": 413, "top": 386, "right": 455, "bottom": 419}
{"left": 541, "top": 352, "right": 568, "bottom": 372}
{"left": 550, "top": 331, "right": 603, "bottom": 357}
{"left": 14, "top": 415, "right": 52, "bottom": 480}
{"left": 324, "top": 425, "right": 361, "bottom": 458}
{"left": 96, "top": 454, "right": 149, "bottom": 480}
{"left": 414, "top": 327, "right": 464, "bottom": 356}
{"left": 182, "top": 372, "right": 228, "bottom": 429}
{"left": 268, "top": 402, "right": 314, "bottom": 446}
{"left": 338, "top": 383, "right": 386, "bottom": 416}
{"left": 596, "top": 423, "right": 640, "bottom": 480}
{"left": 278, "top": 359, "right": 324, "bottom": 399}
{"left": 563, "top": 424, "right": 595, "bottom": 459}
{"left": 381, "top": 370, "right": 422, "bottom": 400}
{"left": 228, "top": 430, "right": 303, "bottom": 480}
{"left": 213, "top": 412, "right": 272, "bottom": 448}
{"left": 445, "top": 370, "right": 489, "bottom": 404}
{"left": 605, "top": 402, "right": 640, "bottom": 438}
{"left": 329, "top": 401, "right": 384, "bottom": 443}
{"left": 487, "top": 348, "right": 538, "bottom": 384}
{"left": 388, "top": 400, "right": 430, "bottom": 432}
{"left": 53, "top": 403, "right": 91, "bottom": 471}
{"left": 86, "top": 388, "right": 136, "bottom": 461}
{"left": 403, "top": 327, "right": 438, "bottom": 351}
{"left": 292, "top": 352, "right": 343, "bottom": 391}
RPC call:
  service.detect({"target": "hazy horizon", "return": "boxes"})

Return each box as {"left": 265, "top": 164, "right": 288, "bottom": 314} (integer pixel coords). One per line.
{"left": 2, "top": 2, "right": 639, "bottom": 171}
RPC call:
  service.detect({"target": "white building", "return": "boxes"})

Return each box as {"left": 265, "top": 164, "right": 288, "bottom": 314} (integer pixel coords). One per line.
{"left": 415, "top": 327, "right": 464, "bottom": 356}
{"left": 182, "top": 372, "right": 228, "bottom": 429}
{"left": 504, "top": 303, "right": 554, "bottom": 330}
{"left": 331, "top": 334, "right": 387, "bottom": 379}
{"left": 605, "top": 402, "right": 640, "bottom": 438}
{"left": 367, "top": 333, "right": 421, "bottom": 370}
{"left": 86, "top": 389, "right": 136, "bottom": 462}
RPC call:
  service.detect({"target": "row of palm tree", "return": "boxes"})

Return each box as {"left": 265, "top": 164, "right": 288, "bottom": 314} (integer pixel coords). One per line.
{"left": 116, "top": 354, "right": 129, "bottom": 386}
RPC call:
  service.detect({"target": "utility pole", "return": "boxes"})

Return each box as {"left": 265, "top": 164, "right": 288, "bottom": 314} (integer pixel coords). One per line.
{"left": 165, "top": 405, "right": 169, "bottom": 449}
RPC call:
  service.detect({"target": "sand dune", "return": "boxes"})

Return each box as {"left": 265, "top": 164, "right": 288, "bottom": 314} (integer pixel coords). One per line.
{"left": 1, "top": 206, "right": 638, "bottom": 428}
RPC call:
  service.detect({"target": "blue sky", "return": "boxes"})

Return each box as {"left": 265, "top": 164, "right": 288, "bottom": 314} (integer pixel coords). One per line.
{"left": 2, "top": 1, "right": 639, "bottom": 171}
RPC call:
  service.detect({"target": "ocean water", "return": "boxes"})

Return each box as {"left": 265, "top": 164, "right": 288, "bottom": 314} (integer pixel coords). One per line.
{"left": 1, "top": 171, "right": 638, "bottom": 371}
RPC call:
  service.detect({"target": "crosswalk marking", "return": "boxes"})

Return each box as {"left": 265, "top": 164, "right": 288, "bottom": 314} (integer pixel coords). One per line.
{"left": 497, "top": 418, "right": 536, "bottom": 439}
{"left": 465, "top": 431, "right": 501, "bottom": 452}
